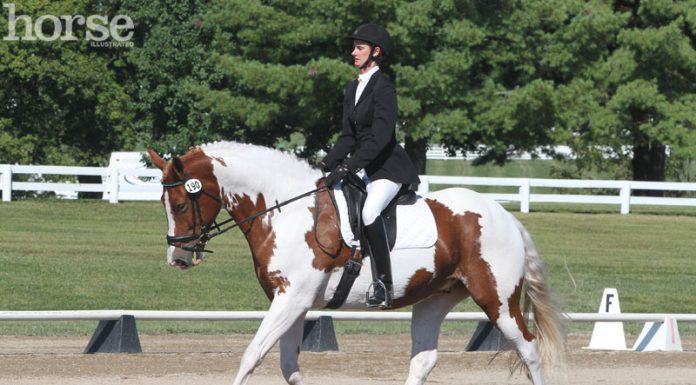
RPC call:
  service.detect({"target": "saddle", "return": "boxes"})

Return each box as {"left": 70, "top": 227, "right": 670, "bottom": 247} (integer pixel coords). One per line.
{"left": 324, "top": 173, "right": 417, "bottom": 309}
{"left": 323, "top": 174, "right": 436, "bottom": 309}
{"left": 340, "top": 173, "right": 417, "bottom": 251}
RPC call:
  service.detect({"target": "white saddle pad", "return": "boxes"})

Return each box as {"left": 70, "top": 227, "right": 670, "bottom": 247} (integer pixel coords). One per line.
{"left": 332, "top": 185, "right": 437, "bottom": 250}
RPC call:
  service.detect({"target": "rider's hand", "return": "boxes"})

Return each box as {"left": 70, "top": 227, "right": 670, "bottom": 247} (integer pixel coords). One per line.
{"left": 325, "top": 164, "right": 350, "bottom": 186}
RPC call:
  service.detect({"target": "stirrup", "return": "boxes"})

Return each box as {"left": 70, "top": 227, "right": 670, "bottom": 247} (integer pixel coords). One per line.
{"left": 366, "top": 280, "right": 392, "bottom": 308}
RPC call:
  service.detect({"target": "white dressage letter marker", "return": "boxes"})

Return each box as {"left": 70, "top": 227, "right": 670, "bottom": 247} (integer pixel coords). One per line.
{"left": 585, "top": 288, "right": 627, "bottom": 350}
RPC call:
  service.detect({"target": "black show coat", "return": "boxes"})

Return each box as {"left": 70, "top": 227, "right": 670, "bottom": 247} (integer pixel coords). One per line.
{"left": 322, "top": 70, "right": 420, "bottom": 186}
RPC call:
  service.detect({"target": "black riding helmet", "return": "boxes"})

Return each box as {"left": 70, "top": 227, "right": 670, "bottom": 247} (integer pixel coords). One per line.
{"left": 349, "top": 23, "right": 392, "bottom": 68}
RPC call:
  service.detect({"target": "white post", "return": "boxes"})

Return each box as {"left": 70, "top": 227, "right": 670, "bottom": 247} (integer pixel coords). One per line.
{"left": 417, "top": 175, "right": 429, "bottom": 195}
{"left": 1, "top": 164, "right": 11, "bottom": 202}
{"left": 619, "top": 182, "right": 631, "bottom": 215}
{"left": 519, "top": 179, "right": 530, "bottom": 213}
{"left": 108, "top": 166, "right": 119, "bottom": 204}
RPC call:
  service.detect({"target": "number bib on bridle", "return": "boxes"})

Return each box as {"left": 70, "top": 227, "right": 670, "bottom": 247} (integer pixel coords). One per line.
{"left": 184, "top": 179, "right": 202, "bottom": 194}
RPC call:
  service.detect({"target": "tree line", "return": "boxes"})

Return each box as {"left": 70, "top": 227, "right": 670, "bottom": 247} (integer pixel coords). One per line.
{"left": 1, "top": 0, "right": 695, "bottom": 183}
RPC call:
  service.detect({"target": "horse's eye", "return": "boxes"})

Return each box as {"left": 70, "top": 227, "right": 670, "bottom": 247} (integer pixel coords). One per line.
{"left": 174, "top": 203, "right": 188, "bottom": 213}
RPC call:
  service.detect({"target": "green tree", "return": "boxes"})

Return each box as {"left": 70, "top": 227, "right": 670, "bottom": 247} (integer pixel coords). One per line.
{"left": 118, "top": 0, "right": 220, "bottom": 154}
{"left": 5, "top": 0, "right": 694, "bottom": 187}
{"left": 393, "top": 0, "right": 696, "bottom": 182}
{"left": 123, "top": 0, "right": 582, "bottom": 171}
{"left": 554, "top": 0, "right": 696, "bottom": 182}
{"left": 122, "top": 0, "right": 358, "bottom": 157}
{"left": 393, "top": 1, "right": 568, "bottom": 171}
{"left": 180, "top": 0, "right": 358, "bottom": 158}
{"left": 0, "top": 1, "right": 135, "bottom": 166}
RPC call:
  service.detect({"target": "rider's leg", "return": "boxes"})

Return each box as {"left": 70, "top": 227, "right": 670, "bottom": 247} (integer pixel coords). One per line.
{"left": 362, "top": 178, "right": 401, "bottom": 307}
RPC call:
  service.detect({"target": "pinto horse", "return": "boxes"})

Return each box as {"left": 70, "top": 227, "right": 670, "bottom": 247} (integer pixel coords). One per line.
{"left": 148, "top": 141, "right": 564, "bottom": 385}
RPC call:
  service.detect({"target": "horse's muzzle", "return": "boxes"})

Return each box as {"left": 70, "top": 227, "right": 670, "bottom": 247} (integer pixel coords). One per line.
{"left": 172, "top": 259, "right": 192, "bottom": 269}
{"left": 168, "top": 244, "right": 205, "bottom": 269}
{"left": 170, "top": 253, "right": 204, "bottom": 269}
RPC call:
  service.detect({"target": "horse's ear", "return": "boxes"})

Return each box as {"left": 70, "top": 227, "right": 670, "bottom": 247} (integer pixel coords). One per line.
{"left": 147, "top": 149, "right": 166, "bottom": 170}
{"left": 172, "top": 157, "right": 185, "bottom": 174}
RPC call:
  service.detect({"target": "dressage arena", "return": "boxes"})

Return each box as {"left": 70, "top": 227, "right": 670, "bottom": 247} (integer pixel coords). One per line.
{"left": 1, "top": 333, "right": 694, "bottom": 385}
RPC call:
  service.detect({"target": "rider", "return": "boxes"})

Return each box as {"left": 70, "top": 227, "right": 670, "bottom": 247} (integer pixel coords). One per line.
{"left": 317, "top": 23, "right": 420, "bottom": 308}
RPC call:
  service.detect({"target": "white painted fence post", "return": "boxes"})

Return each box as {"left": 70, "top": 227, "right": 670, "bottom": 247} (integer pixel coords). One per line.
{"left": 108, "top": 166, "right": 119, "bottom": 204}
{"left": 519, "top": 179, "right": 530, "bottom": 213}
{"left": 418, "top": 175, "right": 429, "bottom": 195}
{"left": 1, "top": 164, "right": 11, "bottom": 202}
{"left": 620, "top": 182, "right": 631, "bottom": 215}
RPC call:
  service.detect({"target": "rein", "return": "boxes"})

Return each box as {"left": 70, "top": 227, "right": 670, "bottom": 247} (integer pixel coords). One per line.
{"left": 163, "top": 174, "right": 328, "bottom": 253}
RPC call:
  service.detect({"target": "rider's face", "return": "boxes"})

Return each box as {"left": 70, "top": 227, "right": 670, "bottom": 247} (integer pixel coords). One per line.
{"left": 352, "top": 40, "right": 380, "bottom": 69}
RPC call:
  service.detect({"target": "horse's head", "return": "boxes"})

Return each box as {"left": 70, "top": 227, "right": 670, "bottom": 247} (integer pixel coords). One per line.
{"left": 148, "top": 148, "right": 222, "bottom": 269}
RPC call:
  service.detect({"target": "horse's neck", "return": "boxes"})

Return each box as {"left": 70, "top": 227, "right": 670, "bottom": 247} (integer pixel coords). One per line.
{"left": 208, "top": 147, "right": 320, "bottom": 249}
{"left": 207, "top": 145, "right": 317, "bottom": 203}
{"left": 214, "top": 162, "right": 318, "bottom": 215}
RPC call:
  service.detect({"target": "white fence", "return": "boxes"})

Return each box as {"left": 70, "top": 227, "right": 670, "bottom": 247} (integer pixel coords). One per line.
{"left": 1, "top": 310, "right": 696, "bottom": 322}
{"left": 0, "top": 164, "right": 162, "bottom": 203}
{"left": 417, "top": 175, "right": 696, "bottom": 214}
{"left": 3, "top": 164, "right": 696, "bottom": 214}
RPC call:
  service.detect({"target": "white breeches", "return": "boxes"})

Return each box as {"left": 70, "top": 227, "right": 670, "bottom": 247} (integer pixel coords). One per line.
{"left": 362, "top": 177, "right": 402, "bottom": 226}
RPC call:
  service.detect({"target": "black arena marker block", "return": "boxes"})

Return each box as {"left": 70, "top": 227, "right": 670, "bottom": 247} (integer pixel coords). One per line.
{"left": 301, "top": 316, "right": 339, "bottom": 352}
{"left": 84, "top": 315, "right": 142, "bottom": 354}
{"left": 465, "top": 321, "right": 510, "bottom": 352}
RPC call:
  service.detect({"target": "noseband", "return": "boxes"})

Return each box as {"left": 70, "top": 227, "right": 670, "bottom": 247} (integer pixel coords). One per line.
{"left": 162, "top": 172, "right": 329, "bottom": 254}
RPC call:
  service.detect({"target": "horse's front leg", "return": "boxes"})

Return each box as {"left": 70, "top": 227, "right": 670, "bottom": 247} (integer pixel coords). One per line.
{"left": 279, "top": 314, "right": 308, "bottom": 385}
{"left": 232, "top": 291, "right": 311, "bottom": 385}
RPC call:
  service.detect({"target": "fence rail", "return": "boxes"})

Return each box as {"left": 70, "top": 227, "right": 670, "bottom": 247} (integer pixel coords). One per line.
{"left": 0, "top": 164, "right": 162, "bottom": 203}
{"left": 1, "top": 310, "right": 695, "bottom": 322}
{"left": 416, "top": 175, "right": 696, "bottom": 214}
{"left": 3, "top": 164, "right": 696, "bottom": 214}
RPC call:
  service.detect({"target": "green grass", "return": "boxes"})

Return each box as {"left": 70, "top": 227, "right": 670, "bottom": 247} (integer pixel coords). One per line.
{"left": 0, "top": 200, "right": 267, "bottom": 335}
{"left": 1, "top": 199, "right": 695, "bottom": 336}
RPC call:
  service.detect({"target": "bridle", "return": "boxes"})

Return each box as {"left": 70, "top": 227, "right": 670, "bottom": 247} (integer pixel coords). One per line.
{"left": 162, "top": 172, "right": 222, "bottom": 253}
{"left": 162, "top": 171, "right": 329, "bottom": 254}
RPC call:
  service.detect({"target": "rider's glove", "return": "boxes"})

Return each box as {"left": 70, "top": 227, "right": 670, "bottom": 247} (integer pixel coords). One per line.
{"left": 325, "top": 163, "right": 350, "bottom": 186}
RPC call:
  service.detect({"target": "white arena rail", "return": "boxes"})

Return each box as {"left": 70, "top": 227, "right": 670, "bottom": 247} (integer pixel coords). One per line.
{"left": 3, "top": 163, "right": 696, "bottom": 214}
{"left": 1, "top": 310, "right": 696, "bottom": 323}
{"left": 0, "top": 164, "right": 162, "bottom": 203}
{"left": 417, "top": 175, "right": 696, "bottom": 214}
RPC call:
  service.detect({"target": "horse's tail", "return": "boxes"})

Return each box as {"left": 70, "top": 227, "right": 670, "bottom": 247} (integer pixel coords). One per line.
{"left": 513, "top": 217, "right": 566, "bottom": 377}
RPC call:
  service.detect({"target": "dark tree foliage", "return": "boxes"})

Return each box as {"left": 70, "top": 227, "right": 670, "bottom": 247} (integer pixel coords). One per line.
{"left": 2, "top": 0, "right": 695, "bottom": 184}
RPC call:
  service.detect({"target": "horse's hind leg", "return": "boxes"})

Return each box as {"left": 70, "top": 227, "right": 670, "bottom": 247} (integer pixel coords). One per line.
{"left": 406, "top": 284, "right": 468, "bottom": 385}
{"left": 473, "top": 283, "right": 544, "bottom": 385}
{"left": 279, "top": 315, "right": 307, "bottom": 385}
{"left": 496, "top": 307, "right": 544, "bottom": 384}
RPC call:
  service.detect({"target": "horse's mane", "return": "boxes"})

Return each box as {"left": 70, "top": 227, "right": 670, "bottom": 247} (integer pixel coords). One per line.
{"left": 197, "top": 141, "right": 320, "bottom": 198}
{"left": 199, "top": 141, "right": 313, "bottom": 173}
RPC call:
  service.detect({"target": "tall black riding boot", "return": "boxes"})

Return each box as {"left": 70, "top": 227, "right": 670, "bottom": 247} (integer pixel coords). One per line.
{"left": 364, "top": 216, "right": 393, "bottom": 308}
